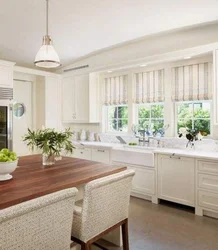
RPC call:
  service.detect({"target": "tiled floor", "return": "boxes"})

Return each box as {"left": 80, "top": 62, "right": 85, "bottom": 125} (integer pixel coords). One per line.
{"left": 95, "top": 197, "right": 218, "bottom": 250}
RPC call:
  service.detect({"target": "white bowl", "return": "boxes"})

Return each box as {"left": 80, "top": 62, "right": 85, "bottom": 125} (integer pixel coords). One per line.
{"left": 0, "top": 160, "right": 18, "bottom": 181}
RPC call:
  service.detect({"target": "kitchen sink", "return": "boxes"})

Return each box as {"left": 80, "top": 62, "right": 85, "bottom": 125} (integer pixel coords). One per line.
{"left": 111, "top": 147, "right": 154, "bottom": 167}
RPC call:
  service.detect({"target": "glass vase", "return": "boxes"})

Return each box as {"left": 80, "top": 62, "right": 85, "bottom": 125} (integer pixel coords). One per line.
{"left": 42, "top": 153, "right": 55, "bottom": 166}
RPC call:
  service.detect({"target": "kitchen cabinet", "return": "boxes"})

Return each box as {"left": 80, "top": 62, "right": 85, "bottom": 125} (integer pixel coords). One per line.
{"left": 112, "top": 161, "right": 156, "bottom": 201}
{"left": 45, "top": 75, "right": 62, "bottom": 130}
{"left": 73, "top": 147, "right": 92, "bottom": 160}
{"left": 0, "top": 60, "right": 15, "bottom": 89}
{"left": 196, "top": 159, "right": 218, "bottom": 216}
{"left": 157, "top": 154, "right": 195, "bottom": 207}
{"left": 62, "top": 73, "right": 99, "bottom": 123}
{"left": 92, "top": 148, "right": 110, "bottom": 164}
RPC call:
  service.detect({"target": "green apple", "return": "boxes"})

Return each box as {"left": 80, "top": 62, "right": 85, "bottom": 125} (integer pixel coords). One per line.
{"left": 1, "top": 148, "right": 9, "bottom": 156}
{"left": 9, "top": 152, "right": 17, "bottom": 161}
{"left": 0, "top": 153, "right": 8, "bottom": 162}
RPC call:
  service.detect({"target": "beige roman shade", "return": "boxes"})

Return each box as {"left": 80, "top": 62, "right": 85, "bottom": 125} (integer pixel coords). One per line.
{"left": 172, "top": 62, "right": 212, "bottom": 101}
{"left": 133, "top": 69, "right": 165, "bottom": 103}
{"left": 103, "top": 75, "right": 128, "bottom": 105}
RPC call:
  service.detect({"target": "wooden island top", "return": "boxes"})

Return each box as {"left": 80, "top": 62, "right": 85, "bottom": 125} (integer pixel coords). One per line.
{"left": 0, "top": 154, "right": 126, "bottom": 209}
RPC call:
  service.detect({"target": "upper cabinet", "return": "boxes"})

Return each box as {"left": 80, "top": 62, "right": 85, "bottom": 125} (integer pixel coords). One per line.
{"left": 62, "top": 73, "right": 100, "bottom": 123}
{"left": 0, "top": 60, "right": 15, "bottom": 88}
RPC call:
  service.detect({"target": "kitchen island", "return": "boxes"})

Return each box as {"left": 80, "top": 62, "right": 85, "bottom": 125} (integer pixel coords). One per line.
{"left": 0, "top": 154, "right": 126, "bottom": 209}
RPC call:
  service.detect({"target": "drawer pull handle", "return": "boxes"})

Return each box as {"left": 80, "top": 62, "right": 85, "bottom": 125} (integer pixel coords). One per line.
{"left": 170, "top": 155, "right": 181, "bottom": 159}
{"left": 97, "top": 149, "right": 105, "bottom": 153}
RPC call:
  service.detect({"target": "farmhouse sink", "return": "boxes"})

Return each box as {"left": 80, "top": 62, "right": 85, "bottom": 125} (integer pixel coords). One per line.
{"left": 111, "top": 147, "right": 154, "bottom": 167}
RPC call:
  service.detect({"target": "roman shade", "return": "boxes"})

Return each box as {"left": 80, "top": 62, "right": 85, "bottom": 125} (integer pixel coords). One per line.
{"left": 103, "top": 75, "right": 128, "bottom": 105}
{"left": 133, "top": 69, "right": 164, "bottom": 103}
{"left": 172, "top": 62, "right": 212, "bottom": 101}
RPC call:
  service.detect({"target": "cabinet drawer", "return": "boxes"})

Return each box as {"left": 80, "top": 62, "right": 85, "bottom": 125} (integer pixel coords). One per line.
{"left": 198, "top": 190, "right": 218, "bottom": 211}
{"left": 198, "top": 160, "right": 218, "bottom": 174}
{"left": 198, "top": 174, "right": 218, "bottom": 192}
{"left": 92, "top": 148, "right": 110, "bottom": 164}
{"left": 73, "top": 148, "right": 91, "bottom": 160}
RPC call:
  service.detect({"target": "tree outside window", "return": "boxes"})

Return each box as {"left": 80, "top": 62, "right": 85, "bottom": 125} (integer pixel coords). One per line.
{"left": 176, "top": 101, "right": 211, "bottom": 135}
{"left": 107, "top": 105, "right": 128, "bottom": 132}
{"left": 137, "top": 104, "right": 164, "bottom": 132}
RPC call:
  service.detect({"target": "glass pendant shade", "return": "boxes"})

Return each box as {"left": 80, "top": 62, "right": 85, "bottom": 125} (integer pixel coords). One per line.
{"left": 34, "top": 36, "right": 60, "bottom": 68}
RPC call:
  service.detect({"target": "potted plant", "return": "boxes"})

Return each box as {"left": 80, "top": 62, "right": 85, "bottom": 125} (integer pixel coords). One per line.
{"left": 23, "top": 127, "right": 74, "bottom": 166}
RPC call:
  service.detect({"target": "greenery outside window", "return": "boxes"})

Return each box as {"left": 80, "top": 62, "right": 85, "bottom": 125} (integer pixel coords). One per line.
{"left": 176, "top": 101, "right": 211, "bottom": 136}
{"left": 106, "top": 105, "right": 128, "bottom": 132}
{"left": 137, "top": 104, "right": 164, "bottom": 132}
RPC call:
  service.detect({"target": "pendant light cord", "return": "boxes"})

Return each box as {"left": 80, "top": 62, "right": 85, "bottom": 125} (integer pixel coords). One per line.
{"left": 46, "top": 0, "right": 49, "bottom": 36}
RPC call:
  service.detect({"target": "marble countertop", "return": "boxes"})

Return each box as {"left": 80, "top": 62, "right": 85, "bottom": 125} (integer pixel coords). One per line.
{"left": 72, "top": 141, "right": 218, "bottom": 160}
{"left": 153, "top": 148, "right": 218, "bottom": 160}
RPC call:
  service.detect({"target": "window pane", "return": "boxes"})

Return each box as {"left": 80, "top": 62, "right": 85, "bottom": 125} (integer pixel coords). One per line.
{"left": 108, "top": 106, "right": 117, "bottom": 120}
{"left": 151, "top": 105, "right": 164, "bottom": 118}
{"left": 177, "top": 119, "right": 192, "bottom": 132}
{"left": 138, "top": 119, "right": 149, "bottom": 130}
{"left": 194, "top": 103, "right": 210, "bottom": 118}
{"left": 118, "top": 119, "right": 128, "bottom": 132}
{"left": 177, "top": 103, "right": 192, "bottom": 120}
{"left": 108, "top": 119, "right": 117, "bottom": 131}
{"left": 117, "top": 106, "right": 128, "bottom": 119}
{"left": 194, "top": 119, "right": 210, "bottom": 135}
{"left": 151, "top": 119, "right": 164, "bottom": 131}
{"left": 138, "top": 106, "right": 150, "bottom": 119}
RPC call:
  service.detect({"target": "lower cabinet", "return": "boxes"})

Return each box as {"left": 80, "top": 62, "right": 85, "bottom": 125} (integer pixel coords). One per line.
{"left": 112, "top": 161, "right": 156, "bottom": 200}
{"left": 73, "top": 147, "right": 91, "bottom": 160}
{"left": 196, "top": 159, "right": 218, "bottom": 216}
{"left": 157, "top": 154, "right": 195, "bottom": 207}
{"left": 72, "top": 146, "right": 110, "bottom": 164}
{"left": 91, "top": 148, "right": 110, "bottom": 164}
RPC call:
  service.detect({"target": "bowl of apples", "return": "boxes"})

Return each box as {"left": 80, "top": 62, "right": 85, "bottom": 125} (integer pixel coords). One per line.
{"left": 0, "top": 148, "right": 18, "bottom": 181}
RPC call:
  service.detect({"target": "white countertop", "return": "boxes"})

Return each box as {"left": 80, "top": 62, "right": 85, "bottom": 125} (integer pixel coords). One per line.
{"left": 72, "top": 141, "right": 218, "bottom": 160}
{"left": 153, "top": 148, "right": 218, "bottom": 160}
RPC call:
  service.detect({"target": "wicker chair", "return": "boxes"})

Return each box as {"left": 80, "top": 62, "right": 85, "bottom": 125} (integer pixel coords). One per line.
{"left": 71, "top": 169, "right": 135, "bottom": 250}
{"left": 0, "top": 188, "right": 78, "bottom": 250}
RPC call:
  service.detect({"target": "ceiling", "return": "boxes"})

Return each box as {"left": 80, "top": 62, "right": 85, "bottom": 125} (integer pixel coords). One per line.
{"left": 1, "top": 0, "right": 218, "bottom": 68}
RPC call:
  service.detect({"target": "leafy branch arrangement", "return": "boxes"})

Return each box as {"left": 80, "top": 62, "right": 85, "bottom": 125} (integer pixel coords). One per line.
{"left": 179, "top": 127, "right": 203, "bottom": 148}
{"left": 23, "top": 128, "right": 74, "bottom": 157}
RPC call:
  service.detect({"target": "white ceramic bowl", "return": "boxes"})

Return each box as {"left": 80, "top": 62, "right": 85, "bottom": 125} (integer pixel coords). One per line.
{"left": 0, "top": 159, "right": 18, "bottom": 181}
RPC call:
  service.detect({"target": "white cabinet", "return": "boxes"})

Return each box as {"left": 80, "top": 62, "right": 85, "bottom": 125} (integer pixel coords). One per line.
{"left": 0, "top": 60, "right": 15, "bottom": 89}
{"left": 45, "top": 75, "right": 62, "bottom": 130}
{"left": 112, "top": 161, "right": 156, "bottom": 200}
{"left": 92, "top": 148, "right": 110, "bottom": 164}
{"left": 196, "top": 159, "right": 218, "bottom": 216}
{"left": 73, "top": 147, "right": 92, "bottom": 160}
{"left": 62, "top": 73, "right": 99, "bottom": 123}
{"left": 157, "top": 154, "right": 195, "bottom": 207}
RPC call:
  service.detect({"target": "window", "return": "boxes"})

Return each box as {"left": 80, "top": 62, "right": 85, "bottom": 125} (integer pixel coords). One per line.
{"left": 176, "top": 101, "right": 211, "bottom": 135}
{"left": 137, "top": 104, "right": 164, "bottom": 132}
{"left": 106, "top": 105, "right": 128, "bottom": 132}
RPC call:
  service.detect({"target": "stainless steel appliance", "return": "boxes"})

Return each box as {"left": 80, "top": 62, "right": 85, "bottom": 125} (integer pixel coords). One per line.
{"left": 0, "top": 88, "right": 13, "bottom": 151}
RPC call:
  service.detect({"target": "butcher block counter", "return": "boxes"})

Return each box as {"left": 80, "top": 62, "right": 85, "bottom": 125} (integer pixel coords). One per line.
{"left": 0, "top": 154, "right": 126, "bottom": 209}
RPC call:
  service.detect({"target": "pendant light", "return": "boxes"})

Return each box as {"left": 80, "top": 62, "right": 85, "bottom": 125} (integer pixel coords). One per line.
{"left": 34, "top": 0, "right": 61, "bottom": 68}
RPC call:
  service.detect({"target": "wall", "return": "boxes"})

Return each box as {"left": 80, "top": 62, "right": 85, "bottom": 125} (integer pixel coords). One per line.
{"left": 13, "top": 72, "right": 46, "bottom": 130}
{"left": 64, "top": 54, "right": 218, "bottom": 139}
{"left": 60, "top": 22, "right": 218, "bottom": 73}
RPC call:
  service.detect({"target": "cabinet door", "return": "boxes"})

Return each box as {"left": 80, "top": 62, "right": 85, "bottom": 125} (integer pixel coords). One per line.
{"left": 92, "top": 148, "right": 110, "bottom": 164}
{"left": 0, "top": 65, "right": 13, "bottom": 88}
{"left": 128, "top": 165, "right": 155, "bottom": 195}
{"left": 62, "top": 76, "right": 75, "bottom": 122}
{"left": 158, "top": 154, "right": 195, "bottom": 207}
{"left": 112, "top": 161, "right": 155, "bottom": 196}
{"left": 73, "top": 148, "right": 91, "bottom": 160}
{"left": 74, "top": 74, "right": 89, "bottom": 122}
